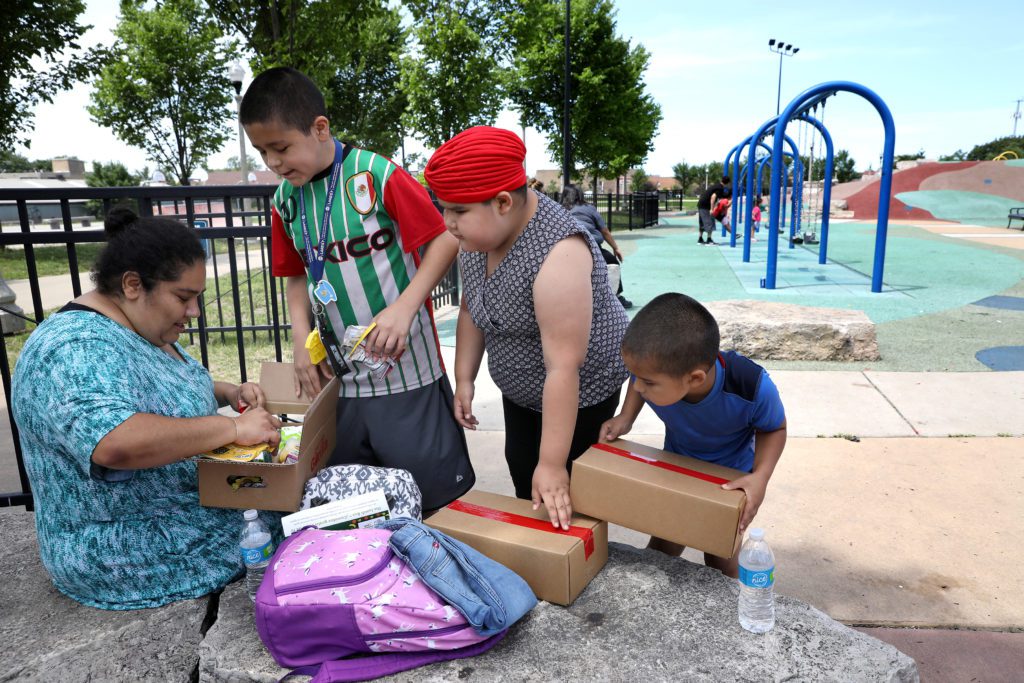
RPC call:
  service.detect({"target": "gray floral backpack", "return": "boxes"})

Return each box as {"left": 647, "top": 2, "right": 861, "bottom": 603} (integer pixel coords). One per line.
{"left": 300, "top": 464, "right": 422, "bottom": 520}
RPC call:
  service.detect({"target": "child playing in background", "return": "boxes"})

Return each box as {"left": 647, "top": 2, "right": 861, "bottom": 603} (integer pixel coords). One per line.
{"left": 239, "top": 67, "right": 474, "bottom": 511}
{"left": 711, "top": 196, "right": 732, "bottom": 237}
{"left": 425, "top": 126, "right": 628, "bottom": 531}
{"left": 599, "top": 293, "right": 787, "bottom": 577}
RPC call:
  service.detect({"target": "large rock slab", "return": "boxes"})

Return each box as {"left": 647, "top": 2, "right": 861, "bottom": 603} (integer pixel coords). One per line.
{"left": 707, "top": 300, "right": 880, "bottom": 361}
{"left": 1, "top": 509, "right": 211, "bottom": 683}
{"left": 201, "top": 543, "right": 917, "bottom": 682}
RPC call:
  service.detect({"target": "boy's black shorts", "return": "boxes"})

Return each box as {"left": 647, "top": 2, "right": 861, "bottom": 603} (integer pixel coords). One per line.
{"left": 329, "top": 376, "right": 475, "bottom": 511}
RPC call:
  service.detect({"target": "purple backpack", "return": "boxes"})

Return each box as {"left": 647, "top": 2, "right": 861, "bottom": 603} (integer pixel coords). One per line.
{"left": 255, "top": 527, "right": 504, "bottom": 682}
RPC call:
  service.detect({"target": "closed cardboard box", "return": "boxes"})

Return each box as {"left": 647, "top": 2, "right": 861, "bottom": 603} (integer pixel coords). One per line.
{"left": 198, "top": 362, "right": 339, "bottom": 512}
{"left": 570, "top": 439, "right": 747, "bottom": 558}
{"left": 427, "top": 490, "right": 608, "bottom": 606}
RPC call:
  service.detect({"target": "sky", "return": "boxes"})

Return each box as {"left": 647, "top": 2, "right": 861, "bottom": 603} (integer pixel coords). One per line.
{"left": 15, "top": 0, "right": 1024, "bottom": 179}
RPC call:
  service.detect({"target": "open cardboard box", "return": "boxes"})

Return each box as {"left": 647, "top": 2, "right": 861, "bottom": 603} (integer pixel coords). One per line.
{"left": 198, "top": 362, "right": 339, "bottom": 512}
{"left": 427, "top": 490, "right": 608, "bottom": 606}
{"left": 570, "top": 439, "right": 747, "bottom": 558}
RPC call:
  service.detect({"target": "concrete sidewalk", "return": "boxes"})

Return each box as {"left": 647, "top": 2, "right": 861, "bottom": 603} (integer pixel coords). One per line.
{"left": 434, "top": 339, "right": 1024, "bottom": 681}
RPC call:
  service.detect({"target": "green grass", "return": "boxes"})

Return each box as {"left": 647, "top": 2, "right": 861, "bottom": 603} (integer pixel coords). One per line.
{"left": 2, "top": 263, "right": 293, "bottom": 386}
{"left": 0, "top": 244, "right": 104, "bottom": 280}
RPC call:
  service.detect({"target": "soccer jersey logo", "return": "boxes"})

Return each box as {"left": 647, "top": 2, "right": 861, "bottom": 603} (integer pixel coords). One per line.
{"left": 346, "top": 171, "right": 377, "bottom": 215}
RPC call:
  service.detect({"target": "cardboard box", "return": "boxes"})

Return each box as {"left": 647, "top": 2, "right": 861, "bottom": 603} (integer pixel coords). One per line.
{"left": 198, "top": 362, "right": 339, "bottom": 512}
{"left": 570, "top": 439, "right": 747, "bottom": 558}
{"left": 427, "top": 490, "right": 608, "bottom": 606}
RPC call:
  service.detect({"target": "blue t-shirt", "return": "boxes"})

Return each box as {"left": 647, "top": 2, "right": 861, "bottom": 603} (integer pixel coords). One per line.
{"left": 645, "top": 351, "right": 785, "bottom": 472}
{"left": 11, "top": 309, "right": 245, "bottom": 610}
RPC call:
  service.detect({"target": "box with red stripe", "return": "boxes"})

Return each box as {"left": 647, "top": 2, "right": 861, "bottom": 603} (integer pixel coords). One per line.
{"left": 427, "top": 490, "right": 608, "bottom": 606}
{"left": 570, "top": 439, "right": 747, "bottom": 558}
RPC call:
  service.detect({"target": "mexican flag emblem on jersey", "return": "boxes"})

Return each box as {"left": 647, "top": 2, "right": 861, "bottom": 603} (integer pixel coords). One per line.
{"left": 346, "top": 171, "right": 377, "bottom": 215}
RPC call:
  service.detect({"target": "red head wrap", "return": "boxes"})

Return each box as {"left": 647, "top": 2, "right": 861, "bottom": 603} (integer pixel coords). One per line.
{"left": 424, "top": 126, "right": 527, "bottom": 203}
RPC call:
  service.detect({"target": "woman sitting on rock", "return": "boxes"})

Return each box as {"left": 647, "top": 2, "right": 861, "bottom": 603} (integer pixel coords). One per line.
{"left": 12, "top": 206, "right": 281, "bottom": 610}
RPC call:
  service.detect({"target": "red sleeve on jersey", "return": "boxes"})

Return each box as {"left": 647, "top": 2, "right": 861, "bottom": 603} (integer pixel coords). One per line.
{"left": 382, "top": 164, "right": 447, "bottom": 253}
{"left": 270, "top": 204, "right": 307, "bottom": 277}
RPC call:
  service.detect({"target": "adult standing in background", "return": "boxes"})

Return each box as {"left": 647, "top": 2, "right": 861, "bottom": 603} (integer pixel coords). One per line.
{"left": 697, "top": 176, "right": 732, "bottom": 245}
{"left": 561, "top": 184, "right": 633, "bottom": 309}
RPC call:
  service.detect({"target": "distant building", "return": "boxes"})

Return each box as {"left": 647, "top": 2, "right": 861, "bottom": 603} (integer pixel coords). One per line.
{"left": 200, "top": 169, "right": 281, "bottom": 186}
{"left": 0, "top": 159, "right": 90, "bottom": 223}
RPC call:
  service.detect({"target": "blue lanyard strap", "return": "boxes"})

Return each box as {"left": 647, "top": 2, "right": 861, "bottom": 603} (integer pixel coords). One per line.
{"left": 298, "top": 139, "right": 345, "bottom": 283}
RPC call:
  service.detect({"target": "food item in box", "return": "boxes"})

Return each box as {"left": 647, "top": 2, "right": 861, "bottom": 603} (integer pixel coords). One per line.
{"left": 275, "top": 425, "right": 303, "bottom": 464}
{"left": 199, "top": 442, "right": 275, "bottom": 463}
{"left": 342, "top": 324, "right": 396, "bottom": 382}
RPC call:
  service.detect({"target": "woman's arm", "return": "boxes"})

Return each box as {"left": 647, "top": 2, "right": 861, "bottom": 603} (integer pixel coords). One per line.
{"left": 92, "top": 408, "right": 282, "bottom": 470}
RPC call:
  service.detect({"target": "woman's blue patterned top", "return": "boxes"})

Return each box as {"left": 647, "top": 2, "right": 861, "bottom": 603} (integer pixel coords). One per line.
{"left": 12, "top": 309, "right": 243, "bottom": 610}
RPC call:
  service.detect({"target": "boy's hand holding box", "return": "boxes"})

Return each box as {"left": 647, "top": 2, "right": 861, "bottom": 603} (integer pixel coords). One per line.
{"left": 570, "top": 439, "right": 747, "bottom": 558}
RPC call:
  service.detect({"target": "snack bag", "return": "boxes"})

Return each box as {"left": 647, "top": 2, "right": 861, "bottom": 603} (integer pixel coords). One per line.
{"left": 276, "top": 425, "right": 303, "bottom": 464}
{"left": 342, "top": 324, "right": 396, "bottom": 382}
{"left": 199, "top": 443, "right": 275, "bottom": 463}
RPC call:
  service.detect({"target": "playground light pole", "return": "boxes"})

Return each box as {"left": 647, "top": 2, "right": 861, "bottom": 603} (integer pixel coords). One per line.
{"left": 768, "top": 39, "right": 799, "bottom": 116}
{"left": 228, "top": 61, "right": 249, "bottom": 185}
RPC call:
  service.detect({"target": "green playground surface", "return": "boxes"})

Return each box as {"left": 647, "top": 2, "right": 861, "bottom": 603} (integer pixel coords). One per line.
{"left": 439, "top": 215, "right": 1024, "bottom": 372}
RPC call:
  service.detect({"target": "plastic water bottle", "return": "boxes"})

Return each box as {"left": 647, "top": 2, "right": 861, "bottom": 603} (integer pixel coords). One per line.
{"left": 239, "top": 509, "right": 274, "bottom": 602}
{"left": 738, "top": 527, "right": 776, "bottom": 633}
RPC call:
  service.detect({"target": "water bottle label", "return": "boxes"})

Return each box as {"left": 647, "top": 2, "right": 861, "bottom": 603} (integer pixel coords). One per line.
{"left": 740, "top": 566, "right": 775, "bottom": 588}
{"left": 241, "top": 540, "right": 274, "bottom": 566}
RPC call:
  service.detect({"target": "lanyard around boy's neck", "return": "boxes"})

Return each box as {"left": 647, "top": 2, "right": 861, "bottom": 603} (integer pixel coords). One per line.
{"left": 299, "top": 139, "right": 349, "bottom": 304}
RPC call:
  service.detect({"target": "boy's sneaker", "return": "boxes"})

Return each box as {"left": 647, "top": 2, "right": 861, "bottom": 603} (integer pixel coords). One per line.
{"left": 698, "top": 237, "right": 706, "bottom": 245}
{"left": 706, "top": 238, "right": 718, "bottom": 245}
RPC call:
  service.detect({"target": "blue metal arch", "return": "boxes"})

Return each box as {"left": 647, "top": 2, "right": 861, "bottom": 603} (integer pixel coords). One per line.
{"left": 765, "top": 81, "right": 895, "bottom": 292}
{"left": 739, "top": 123, "right": 803, "bottom": 259}
{"left": 729, "top": 131, "right": 798, "bottom": 253}
{"left": 796, "top": 112, "right": 834, "bottom": 264}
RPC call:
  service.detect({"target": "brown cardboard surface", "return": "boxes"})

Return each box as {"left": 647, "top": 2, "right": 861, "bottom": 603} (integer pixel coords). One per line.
{"left": 258, "top": 362, "right": 314, "bottom": 415}
{"left": 427, "top": 490, "right": 608, "bottom": 606}
{"left": 197, "top": 362, "right": 339, "bottom": 511}
{"left": 570, "top": 439, "right": 746, "bottom": 558}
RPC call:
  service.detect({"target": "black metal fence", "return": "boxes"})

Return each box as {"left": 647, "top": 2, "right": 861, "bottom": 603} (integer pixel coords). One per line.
{"left": 0, "top": 184, "right": 459, "bottom": 509}
{"left": 552, "top": 191, "right": 661, "bottom": 230}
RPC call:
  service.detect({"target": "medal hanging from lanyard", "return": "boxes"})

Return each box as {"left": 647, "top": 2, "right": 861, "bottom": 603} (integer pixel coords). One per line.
{"left": 298, "top": 139, "right": 350, "bottom": 377}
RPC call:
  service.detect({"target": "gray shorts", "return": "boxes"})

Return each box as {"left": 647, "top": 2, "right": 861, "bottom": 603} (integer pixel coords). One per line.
{"left": 698, "top": 208, "right": 716, "bottom": 232}
{"left": 329, "top": 376, "right": 475, "bottom": 510}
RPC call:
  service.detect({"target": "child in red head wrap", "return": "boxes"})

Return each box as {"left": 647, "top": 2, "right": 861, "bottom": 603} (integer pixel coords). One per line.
{"left": 426, "top": 126, "right": 629, "bottom": 530}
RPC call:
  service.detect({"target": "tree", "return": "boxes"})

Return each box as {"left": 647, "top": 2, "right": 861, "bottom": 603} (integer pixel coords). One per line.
{"left": 401, "top": 0, "right": 507, "bottom": 148}
{"left": 672, "top": 162, "right": 703, "bottom": 195}
{"left": 966, "top": 135, "right": 1024, "bottom": 161}
{"left": 89, "top": 0, "right": 236, "bottom": 185}
{"left": 0, "top": 0, "right": 106, "bottom": 149}
{"left": 506, "top": 0, "right": 661, "bottom": 186}
{"left": 84, "top": 161, "right": 142, "bottom": 216}
{"left": 939, "top": 149, "right": 967, "bottom": 161}
{"left": 206, "top": 1, "right": 408, "bottom": 156}
{"left": 833, "top": 150, "right": 860, "bottom": 183}
{"left": 0, "top": 152, "right": 52, "bottom": 174}
{"left": 225, "top": 154, "right": 265, "bottom": 171}
{"left": 629, "top": 169, "right": 649, "bottom": 192}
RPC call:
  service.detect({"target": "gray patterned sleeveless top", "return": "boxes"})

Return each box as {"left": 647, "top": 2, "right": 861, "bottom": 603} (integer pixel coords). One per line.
{"left": 461, "top": 192, "right": 629, "bottom": 411}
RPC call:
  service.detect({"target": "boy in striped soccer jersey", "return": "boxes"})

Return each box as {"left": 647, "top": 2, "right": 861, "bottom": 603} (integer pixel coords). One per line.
{"left": 240, "top": 67, "right": 474, "bottom": 510}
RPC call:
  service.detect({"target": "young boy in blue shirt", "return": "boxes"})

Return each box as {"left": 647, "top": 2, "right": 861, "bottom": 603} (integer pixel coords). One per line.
{"left": 599, "top": 293, "right": 787, "bottom": 577}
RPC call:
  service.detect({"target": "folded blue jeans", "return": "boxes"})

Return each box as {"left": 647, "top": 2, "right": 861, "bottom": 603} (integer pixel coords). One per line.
{"left": 381, "top": 517, "right": 537, "bottom": 637}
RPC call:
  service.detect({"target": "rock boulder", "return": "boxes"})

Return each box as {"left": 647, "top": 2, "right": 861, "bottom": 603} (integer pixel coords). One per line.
{"left": 706, "top": 300, "right": 880, "bottom": 361}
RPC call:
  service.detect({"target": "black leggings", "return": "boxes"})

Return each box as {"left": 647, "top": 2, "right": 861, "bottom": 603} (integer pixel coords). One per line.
{"left": 501, "top": 389, "right": 621, "bottom": 500}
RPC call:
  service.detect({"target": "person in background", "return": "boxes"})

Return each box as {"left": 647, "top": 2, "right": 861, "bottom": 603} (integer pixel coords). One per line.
{"left": 696, "top": 176, "right": 732, "bottom": 245}
{"left": 600, "top": 293, "right": 787, "bottom": 577}
{"left": 560, "top": 183, "right": 633, "bottom": 309}
{"left": 12, "top": 207, "right": 282, "bottom": 610}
